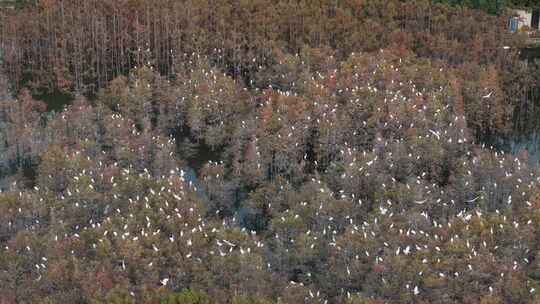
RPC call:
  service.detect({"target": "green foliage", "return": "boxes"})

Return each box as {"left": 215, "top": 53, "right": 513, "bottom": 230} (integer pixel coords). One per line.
{"left": 161, "top": 289, "right": 212, "bottom": 304}
{"left": 232, "top": 295, "right": 274, "bottom": 304}
{"left": 434, "top": 0, "right": 505, "bottom": 14}
{"left": 105, "top": 288, "right": 135, "bottom": 304}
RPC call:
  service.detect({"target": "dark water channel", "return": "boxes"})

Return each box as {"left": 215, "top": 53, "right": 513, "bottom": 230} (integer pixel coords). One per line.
{"left": 485, "top": 131, "right": 540, "bottom": 165}
{"left": 34, "top": 89, "right": 74, "bottom": 112}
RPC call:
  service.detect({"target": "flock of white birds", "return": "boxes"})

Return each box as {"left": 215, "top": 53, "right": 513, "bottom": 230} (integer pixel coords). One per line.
{"left": 0, "top": 50, "right": 538, "bottom": 302}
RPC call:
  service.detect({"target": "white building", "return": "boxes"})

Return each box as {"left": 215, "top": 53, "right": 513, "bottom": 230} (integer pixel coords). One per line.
{"left": 509, "top": 9, "right": 540, "bottom": 32}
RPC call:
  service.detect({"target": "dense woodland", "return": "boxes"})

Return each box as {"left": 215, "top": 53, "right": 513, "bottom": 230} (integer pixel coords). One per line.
{"left": 0, "top": 0, "right": 539, "bottom": 303}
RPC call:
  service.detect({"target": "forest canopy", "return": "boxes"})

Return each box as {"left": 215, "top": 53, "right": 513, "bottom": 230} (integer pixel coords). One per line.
{"left": 0, "top": 0, "right": 539, "bottom": 303}
{"left": 435, "top": 0, "right": 539, "bottom": 14}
